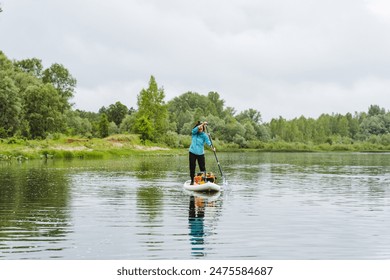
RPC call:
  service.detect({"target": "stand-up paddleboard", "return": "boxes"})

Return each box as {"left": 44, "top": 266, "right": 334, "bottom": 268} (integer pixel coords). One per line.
{"left": 183, "top": 188, "right": 221, "bottom": 201}
{"left": 183, "top": 180, "right": 221, "bottom": 192}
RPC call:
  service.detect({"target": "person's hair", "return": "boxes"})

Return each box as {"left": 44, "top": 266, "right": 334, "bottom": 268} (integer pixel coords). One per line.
{"left": 193, "top": 121, "right": 201, "bottom": 129}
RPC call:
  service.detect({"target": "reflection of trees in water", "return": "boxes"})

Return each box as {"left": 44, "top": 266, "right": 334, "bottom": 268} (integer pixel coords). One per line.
{"left": 136, "top": 186, "right": 164, "bottom": 221}
{"left": 132, "top": 157, "right": 169, "bottom": 251}
{"left": 134, "top": 157, "right": 177, "bottom": 180}
{"left": 0, "top": 165, "right": 71, "bottom": 258}
{"left": 136, "top": 186, "right": 165, "bottom": 254}
{"left": 135, "top": 160, "right": 158, "bottom": 179}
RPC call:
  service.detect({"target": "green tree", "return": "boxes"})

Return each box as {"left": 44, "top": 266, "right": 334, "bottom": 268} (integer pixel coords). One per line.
{"left": 346, "top": 112, "right": 360, "bottom": 139}
{"left": 0, "top": 51, "right": 12, "bottom": 68}
{"left": 108, "top": 122, "right": 118, "bottom": 135}
{"left": 106, "top": 101, "right": 128, "bottom": 126}
{"left": 65, "top": 111, "right": 92, "bottom": 136}
{"left": 207, "top": 91, "right": 225, "bottom": 118}
{"left": 236, "top": 108, "right": 266, "bottom": 141}
{"left": 42, "top": 63, "right": 76, "bottom": 112}
{"left": 167, "top": 92, "right": 210, "bottom": 132}
{"left": 134, "top": 115, "right": 153, "bottom": 141}
{"left": 314, "top": 114, "right": 332, "bottom": 143}
{"left": 98, "top": 113, "right": 109, "bottom": 138}
{"left": 270, "top": 116, "right": 287, "bottom": 140}
{"left": 285, "top": 121, "right": 301, "bottom": 142}
{"left": 119, "top": 114, "right": 136, "bottom": 133}
{"left": 334, "top": 114, "right": 350, "bottom": 137}
{"left": 221, "top": 117, "right": 245, "bottom": 142}
{"left": 368, "top": 105, "right": 385, "bottom": 117}
{"left": 193, "top": 108, "right": 204, "bottom": 124}
{"left": 243, "top": 122, "right": 257, "bottom": 140}
{"left": 14, "top": 58, "right": 43, "bottom": 78}
{"left": 360, "top": 115, "right": 388, "bottom": 136}
{"left": 257, "top": 125, "right": 271, "bottom": 141}
{"left": 176, "top": 110, "right": 193, "bottom": 134}
{"left": 236, "top": 108, "right": 262, "bottom": 125}
{"left": 203, "top": 114, "right": 225, "bottom": 140}
{"left": 135, "top": 76, "right": 168, "bottom": 141}
{"left": 22, "top": 84, "right": 64, "bottom": 139}
{"left": 295, "top": 116, "right": 311, "bottom": 142}
{"left": 98, "top": 106, "right": 107, "bottom": 114}
{"left": 0, "top": 75, "right": 21, "bottom": 137}
{"left": 76, "top": 109, "right": 100, "bottom": 124}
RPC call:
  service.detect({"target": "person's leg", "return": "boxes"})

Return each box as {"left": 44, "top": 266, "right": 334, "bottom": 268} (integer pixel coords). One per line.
{"left": 198, "top": 154, "right": 206, "bottom": 181}
{"left": 189, "top": 152, "right": 197, "bottom": 184}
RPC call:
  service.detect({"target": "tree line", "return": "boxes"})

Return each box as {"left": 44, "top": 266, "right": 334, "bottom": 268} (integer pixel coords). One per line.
{"left": 1, "top": 51, "right": 390, "bottom": 148}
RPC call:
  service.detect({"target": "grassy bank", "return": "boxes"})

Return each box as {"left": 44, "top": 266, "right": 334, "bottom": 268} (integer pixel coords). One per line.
{"left": 0, "top": 134, "right": 183, "bottom": 161}
{"left": 241, "top": 140, "right": 390, "bottom": 153}
{"left": 1, "top": 134, "right": 389, "bottom": 161}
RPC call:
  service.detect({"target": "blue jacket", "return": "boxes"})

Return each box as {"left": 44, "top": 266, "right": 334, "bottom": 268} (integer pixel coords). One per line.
{"left": 189, "top": 126, "right": 212, "bottom": 155}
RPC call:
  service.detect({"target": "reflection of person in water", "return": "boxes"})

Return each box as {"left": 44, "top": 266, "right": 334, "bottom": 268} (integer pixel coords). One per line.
{"left": 188, "top": 195, "right": 205, "bottom": 257}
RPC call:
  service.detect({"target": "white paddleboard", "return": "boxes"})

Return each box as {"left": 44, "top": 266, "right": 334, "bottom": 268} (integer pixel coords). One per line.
{"left": 183, "top": 180, "right": 221, "bottom": 192}
{"left": 183, "top": 188, "right": 221, "bottom": 201}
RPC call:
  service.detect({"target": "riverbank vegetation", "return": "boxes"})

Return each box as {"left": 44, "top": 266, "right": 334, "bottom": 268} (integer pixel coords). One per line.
{"left": 0, "top": 134, "right": 180, "bottom": 161}
{"left": 1, "top": 50, "right": 390, "bottom": 160}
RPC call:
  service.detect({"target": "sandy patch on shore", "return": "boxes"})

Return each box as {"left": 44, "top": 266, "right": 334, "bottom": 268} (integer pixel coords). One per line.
{"left": 133, "top": 145, "right": 170, "bottom": 151}
{"left": 52, "top": 146, "right": 93, "bottom": 151}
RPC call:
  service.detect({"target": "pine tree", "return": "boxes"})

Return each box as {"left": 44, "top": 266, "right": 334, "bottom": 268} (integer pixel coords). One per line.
{"left": 135, "top": 76, "right": 168, "bottom": 141}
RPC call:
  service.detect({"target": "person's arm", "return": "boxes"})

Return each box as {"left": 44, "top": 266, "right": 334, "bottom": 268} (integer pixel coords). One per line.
{"left": 202, "top": 122, "right": 216, "bottom": 151}
{"left": 191, "top": 126, "right": 199, "bottom": 135}
{"left": 203, "top": 131, "right": 214, "bottom": 150}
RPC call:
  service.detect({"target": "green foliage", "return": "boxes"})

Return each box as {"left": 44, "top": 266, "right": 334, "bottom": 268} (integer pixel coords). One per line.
{"left": 0, "top": 51, "right": 75, "bottom": 140}
{"left": 98, "top": 113, "right": 109, "bottom": 138}
{"left": 23, "top": 83, "right": 65, "bottom": 139}
{"left": 267, "top": 108, "right": 390, "bottom": 146}
{"left": 206, "top": 91, "right": 226, "bottom": 118}
{"left": 235, "top": 108, "right": 267, "bottom": 141}
{"left": 65, "top": 111, "right": 93, "bottom": 136}
{"left": 0, "top": 75, "right": 21, "bottom": 136}
{"left": 1, "top": 50, "right": 390, "bottom": 150}
{"left": 167, "top": 91, "right": 224, "bottom": 133}
{"left": 108, "top": 122, "right": 119, "bottom": 135}
{"left": 14, "top": 58, "right": 43, "bottom": 77}
{"left": 119, "top": 114, "right": 136, "bottom": 133}
{"left": 101, "top": 101, "right": 129, "bottom": 126}
{"left": 134, "top": 115, "right": 153, "bottom": 142}
{"left": 42, "top": 63, "right": 77, "bottom": 112}
{"left": 162, "top": 131, "right": 180, "bottom": 148}
{"left": 368, "top": 105, "right": 386, "bottom": 117}
{"left": 135, "top": 76, "right": 168, "bottom": 141}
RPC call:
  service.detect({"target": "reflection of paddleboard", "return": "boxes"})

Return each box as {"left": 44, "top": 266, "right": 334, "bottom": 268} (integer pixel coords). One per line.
{"left": 183, "top": 188, "right": 221, "bottom": 201}
{"left": 183, "top": 180, "right": 221, "bottom": 193}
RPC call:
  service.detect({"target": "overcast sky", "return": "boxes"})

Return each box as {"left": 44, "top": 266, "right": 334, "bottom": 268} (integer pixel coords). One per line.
{"left": 1, "top": 0, "right": 390, "bottom": 121}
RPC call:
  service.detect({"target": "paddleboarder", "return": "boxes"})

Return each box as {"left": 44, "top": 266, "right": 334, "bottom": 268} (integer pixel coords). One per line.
{"left": 189, "top": 121, "right": 215, "bottom": 185}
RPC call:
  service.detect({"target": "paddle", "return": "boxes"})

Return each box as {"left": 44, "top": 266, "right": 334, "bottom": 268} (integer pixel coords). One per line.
{"left": 205, "top": 124, "right": 225, "bottom": 183}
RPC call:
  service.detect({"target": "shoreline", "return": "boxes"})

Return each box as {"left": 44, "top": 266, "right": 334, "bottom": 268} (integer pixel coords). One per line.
{"left": 1, "top": 135, "right": 390, "bottom": 162}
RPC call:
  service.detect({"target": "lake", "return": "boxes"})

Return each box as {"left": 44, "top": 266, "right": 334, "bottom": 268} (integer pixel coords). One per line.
{"left": 0, "top": 152, "right": 389, "bottom": 259}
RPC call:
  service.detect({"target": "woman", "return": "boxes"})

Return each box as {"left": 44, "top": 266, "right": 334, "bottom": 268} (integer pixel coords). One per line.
{"left": 189, "top": 121, "right": 215, "bottom": 185}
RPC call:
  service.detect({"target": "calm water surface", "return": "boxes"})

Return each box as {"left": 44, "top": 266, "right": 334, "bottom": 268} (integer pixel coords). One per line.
{"left": 0, "top": 152, "right": 389, "bottom": 259}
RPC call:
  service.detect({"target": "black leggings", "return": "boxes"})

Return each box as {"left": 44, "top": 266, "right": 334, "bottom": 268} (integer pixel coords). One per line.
{"left": 189, "top": 152, "right": 205, "bottom": 180}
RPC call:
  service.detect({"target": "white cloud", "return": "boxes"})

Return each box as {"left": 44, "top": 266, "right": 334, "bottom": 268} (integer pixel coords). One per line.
{"left": 1, "top": 0, "right": 390, "bottom": 121}
{"left": 366, "top": 0, "right": 390, "bottom": 20}
{"left": 73, "top": 80, "right": 146, "bottom": 112}
{"left": 225, "top": 76, "right": 390, "bottom": 121}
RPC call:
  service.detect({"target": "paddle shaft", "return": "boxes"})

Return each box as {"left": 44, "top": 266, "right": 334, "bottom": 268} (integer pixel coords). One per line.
{"left": 205, "top": 125, "right": 224, "bottom": 178}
